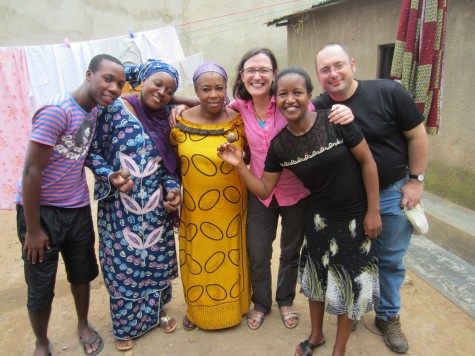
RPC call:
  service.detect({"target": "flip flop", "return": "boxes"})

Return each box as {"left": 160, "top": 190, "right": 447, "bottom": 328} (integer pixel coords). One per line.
{"left": 79, "top": 329, "right": 104, "bottom": 356}
{"left": 159, "top": 313, "right": 177, "bottom": 333}
{"left": 115, "top": 338, "right": 134, "bottom": 351}
{"left": 295, "top": 339, "right": 326, "bottom": 356}
{"left": 281, "top": 309, "right": 299, "bottom": 329}
{"left": 247, "top": 310, "right": 264, "bottom": 330}
{"left": 183, "top": 316, "right": 197, "bottom": 331}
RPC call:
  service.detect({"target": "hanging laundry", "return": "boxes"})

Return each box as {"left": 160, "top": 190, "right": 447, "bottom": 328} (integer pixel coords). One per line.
{"left": 25, "top": 26, "right": 185, "bottom": 109}
{"left": 180, "top": 52, "right": 204, "bottom": 86}
{"left": 0, "top": 47, "right": 34, "bottom": 209}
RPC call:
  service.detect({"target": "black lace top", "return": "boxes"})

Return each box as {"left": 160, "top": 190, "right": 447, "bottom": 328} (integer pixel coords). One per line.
{"left": 265, "top": 110, "right": 368, "bottom": 220}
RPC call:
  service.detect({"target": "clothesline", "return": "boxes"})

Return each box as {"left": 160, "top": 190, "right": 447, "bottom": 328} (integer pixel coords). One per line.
{"left": 0, "top": 26, "right": 203, "bottom": 210}
{"left": 22, "top": 26, "right": 187, "bottom": 108}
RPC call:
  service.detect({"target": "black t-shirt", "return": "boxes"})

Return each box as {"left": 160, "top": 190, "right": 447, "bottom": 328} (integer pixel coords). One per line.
{"left": 311, "top": 79, "right": 425, "bottom": 188}
{"left": 265, "top": 110, "right": 367, "bottom": 220}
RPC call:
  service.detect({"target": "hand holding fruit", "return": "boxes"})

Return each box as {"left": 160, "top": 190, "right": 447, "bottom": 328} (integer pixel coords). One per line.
{"left": 110, "top": 168, "right": 134, "bottom": 193}
{"left": 120, "top": 168, "right": 131, "bottom": 179}
{"left": 227, "top": 132, "right": 237, "bottom": 143}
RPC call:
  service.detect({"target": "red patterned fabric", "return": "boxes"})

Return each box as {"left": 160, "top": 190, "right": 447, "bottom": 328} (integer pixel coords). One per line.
{"left": 390, "top": 0, "right": 448, "bottom": 135}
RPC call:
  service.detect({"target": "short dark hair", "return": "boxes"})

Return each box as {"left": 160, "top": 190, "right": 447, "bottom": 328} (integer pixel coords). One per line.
{"left": 88, "top": 54, "right": 123, "bottom": 72}
{"left": 273, "top": 66, "right": 314, "bottom": 95}
{"left": 232, "top": 48, "right": 278, "bottom": 100}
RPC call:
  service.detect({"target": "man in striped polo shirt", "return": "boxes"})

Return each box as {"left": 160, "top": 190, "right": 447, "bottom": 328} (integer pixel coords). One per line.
{"left": 16, "top": 54, "right": 126, "bottom": 356}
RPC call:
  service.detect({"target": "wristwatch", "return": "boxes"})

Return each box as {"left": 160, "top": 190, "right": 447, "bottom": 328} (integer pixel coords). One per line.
{"left": 409, "top": 173, "right": 425, "bottom": 182}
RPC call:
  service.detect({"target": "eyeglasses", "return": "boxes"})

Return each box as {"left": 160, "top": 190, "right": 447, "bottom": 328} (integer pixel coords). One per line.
{"left": 240, "top": 68, "right": 274, "bottom": 77}
{"left": 317, "top": 62, "right": 349, "bottom": 76}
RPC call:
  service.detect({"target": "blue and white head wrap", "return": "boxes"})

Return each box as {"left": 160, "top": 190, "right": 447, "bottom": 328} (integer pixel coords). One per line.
{"left": 125, "top": 59, "right": 179, "bottom": 89}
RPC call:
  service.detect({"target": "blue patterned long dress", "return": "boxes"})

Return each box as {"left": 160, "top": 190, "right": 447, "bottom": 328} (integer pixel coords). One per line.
{"left": 86, "top": 98, "right": 180, "bottom": 340}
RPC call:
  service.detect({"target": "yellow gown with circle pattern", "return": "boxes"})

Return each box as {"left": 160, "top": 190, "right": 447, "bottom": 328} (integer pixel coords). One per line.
{"left": 170, "top": 114, "right": 250, "bottom": 329}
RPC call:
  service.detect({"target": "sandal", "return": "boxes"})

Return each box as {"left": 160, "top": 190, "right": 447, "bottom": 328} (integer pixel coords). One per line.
{"left": 115, "top": 339, "right": 134, "bottom": 351}
{"left": 159, "top": 312, "right": 177, "bottom": 333}
{"left": 183, "top": 315, "right": 196, "bottom": 331}
{"left": 79, "top": 329, "right": 104, "bottom": 356}
{"left": 247, "top": 310, "right": 264, "bottom": 330}
{"left": 295, "top": 339, "right": 326, "bottom": 356}
{"left": 281, "top": 307, "right": 299, "bottom": 329}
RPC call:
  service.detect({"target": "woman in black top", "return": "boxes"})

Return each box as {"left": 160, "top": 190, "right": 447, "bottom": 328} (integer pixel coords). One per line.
{"left": 218, "top": 66, "right": 381, "bottom": 356}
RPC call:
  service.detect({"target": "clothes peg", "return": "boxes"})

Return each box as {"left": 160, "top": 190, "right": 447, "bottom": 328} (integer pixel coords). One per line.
{"left": 64, "top": 38, "right": 71, "bottom": 48}
{"left": 129, "top": 30, "right": 134, "bottom": 39}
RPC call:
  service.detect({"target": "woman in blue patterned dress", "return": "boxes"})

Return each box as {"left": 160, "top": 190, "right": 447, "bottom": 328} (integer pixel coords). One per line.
{"left": 86, "top": 60, "right": 185, "bottom": 351}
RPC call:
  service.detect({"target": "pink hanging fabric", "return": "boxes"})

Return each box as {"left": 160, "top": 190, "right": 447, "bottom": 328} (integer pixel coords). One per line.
{"left": 390, "top": 0, "right": 447, "bottom": 135}
{"left": 0, "top": 47, "right": 34, "bottom": 210}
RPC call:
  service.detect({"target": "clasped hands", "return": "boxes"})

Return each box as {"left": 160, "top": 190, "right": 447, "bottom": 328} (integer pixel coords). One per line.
{"left": 163, "top": 188, "right": 181, "bottom": 213}
{"left": 110, "top": 170, "right": 134, "bottom": 193}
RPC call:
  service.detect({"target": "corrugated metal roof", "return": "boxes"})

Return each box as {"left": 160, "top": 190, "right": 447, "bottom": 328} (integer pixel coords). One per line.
{"left": 266, "top": 0, "right": 349, "bottom": 27}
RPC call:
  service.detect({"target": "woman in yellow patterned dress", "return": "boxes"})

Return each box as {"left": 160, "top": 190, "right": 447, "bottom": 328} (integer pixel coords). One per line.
{"left": 170, "top": 62, "right": 250, "bottom": 330}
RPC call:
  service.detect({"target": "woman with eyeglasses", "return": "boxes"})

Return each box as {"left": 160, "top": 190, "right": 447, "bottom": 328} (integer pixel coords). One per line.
{"left": 218, "top": 66, "right": 381, "bottom": 356}
{"left": 229, "top": 48, "right": 308, "bottom": 330}
{"left": 168, "top": 49, "right": 354, "bottom": 331}
{"left": 229, "top": 48, "right": 355, "bottom": 330}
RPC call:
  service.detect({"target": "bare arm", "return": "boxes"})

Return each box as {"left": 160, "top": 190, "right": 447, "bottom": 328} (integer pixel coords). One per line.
{"left": 168, "top": 96, "right": 199, "bottom": 127}
{"left": 21, "top": 141, "right": 53, "bottom": 263}
{"left": 401, "top": 123, "right": 428, "bottom": 208}
{"left": 350, "top": 139, "right": 382, "bottom": 238}
{"left": 170, "top": 95, "right": 199, "bottom": 107}
{"left": 217, "top": 142, "right": 280, "bottom": 199}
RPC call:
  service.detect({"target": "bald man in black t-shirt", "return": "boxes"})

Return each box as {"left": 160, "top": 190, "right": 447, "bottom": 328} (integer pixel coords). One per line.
{"left": 312, "top": 43, "right": 428, "bottom": 354}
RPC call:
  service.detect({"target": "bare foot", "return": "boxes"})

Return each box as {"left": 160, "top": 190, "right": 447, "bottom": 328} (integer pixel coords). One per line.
{"left": 33, "top": 340, "right": 51, "bottom": 356}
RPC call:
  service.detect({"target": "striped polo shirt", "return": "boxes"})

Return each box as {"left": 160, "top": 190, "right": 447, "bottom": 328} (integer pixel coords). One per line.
{"left": 16, "top": 93, "right": 98, "bottom": 208}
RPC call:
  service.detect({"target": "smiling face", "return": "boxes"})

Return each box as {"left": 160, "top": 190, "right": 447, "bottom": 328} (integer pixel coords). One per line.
{"left": 194, "top": 72, "right": 227, "bottom": 115}
{"left": 315, "top": 44, "right": 357, "bottom": 101}
{"left": 140, "top": 71, "right": 177, "bottom": 110}
{"left": 275, "top": 72, "right": 311, "bottom": 124}
{"left": 86, "top": 59, "right": 125, "bottom": 108}
{"left": 240, "top": 53, "right": 276, "bottom": 99}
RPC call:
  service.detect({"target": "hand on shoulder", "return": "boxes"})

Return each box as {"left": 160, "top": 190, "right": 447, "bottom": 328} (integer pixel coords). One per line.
{"left": 168, "top": 104, "right": 188, "bottom": 127}
{"left": 225, "top": 107, "right": 240, "bottom": 120}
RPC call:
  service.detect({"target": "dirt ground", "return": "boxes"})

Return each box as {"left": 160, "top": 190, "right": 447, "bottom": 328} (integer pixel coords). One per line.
{"left": 1, "top": 183, "right": 474, "bottom": 355}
